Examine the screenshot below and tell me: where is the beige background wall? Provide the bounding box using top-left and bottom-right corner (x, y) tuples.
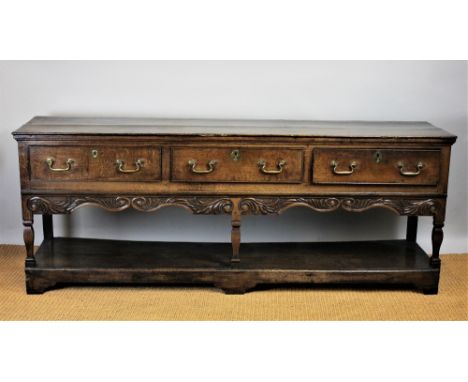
(0, 61), (466, 253)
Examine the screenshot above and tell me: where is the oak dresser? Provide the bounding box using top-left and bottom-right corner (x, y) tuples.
(13, 117), (457, 294)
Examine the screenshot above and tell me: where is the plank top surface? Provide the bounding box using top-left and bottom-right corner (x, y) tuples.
(13, 116), (456, 139)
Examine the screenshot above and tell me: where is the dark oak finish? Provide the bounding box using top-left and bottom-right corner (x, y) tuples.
(42, 214), (53, 240)
(13, 117), (457, 295)
(26, 238), (439, 295)
(30, 146), (89, 181)
(87, 146), (161, 181)
(15, 117), (456, 138)
(171, 147), (304, 183)
(313, 148), (440, 185)
(406, 216), (418, 243)
(30, 145), (162, 182)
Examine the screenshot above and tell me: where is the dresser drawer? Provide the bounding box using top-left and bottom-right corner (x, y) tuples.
(29, 146), (89, 181)
(88, 146), (161, 181)
(29, 146), (161, 182)
(171, 147), (304, 183)
(312, 148), (440, 185)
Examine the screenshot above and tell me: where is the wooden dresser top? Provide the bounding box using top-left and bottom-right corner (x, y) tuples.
(13, 116), (456, 141)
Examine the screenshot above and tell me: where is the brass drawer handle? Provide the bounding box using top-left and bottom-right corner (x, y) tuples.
(116, 158), (145, 173)
(188, 159), (217, 174)
(330, 160), (357, 175)
(258, 159), (287, 174)
(398, 161), (424, 176)
(46, 157), (74, 172)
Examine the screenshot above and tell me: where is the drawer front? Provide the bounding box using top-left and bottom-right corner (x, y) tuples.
(30, 146), (161, 182)
(30, 146), (88, 181)
(171, 147), (304, 183)
(88, 147), (161, 181)
(312, 148), (440, 185)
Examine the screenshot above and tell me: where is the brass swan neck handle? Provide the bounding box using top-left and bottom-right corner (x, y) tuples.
(116, 158), (145, 173)
(258, 159), (287, 174)
(188, 159), (218, 174)
(46, 157), (74, 172)
(398, 161), (424, 176)
(330, 160), (357, 175)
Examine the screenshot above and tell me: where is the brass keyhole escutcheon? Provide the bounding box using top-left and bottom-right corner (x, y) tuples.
(231, 149), (240, 161)
(374, 150), (382, 164)
(91, 149), (98, 159)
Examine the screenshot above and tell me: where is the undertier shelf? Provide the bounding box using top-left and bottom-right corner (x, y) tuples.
(27, 238), (439, 294)
(33, 237), (433, 270)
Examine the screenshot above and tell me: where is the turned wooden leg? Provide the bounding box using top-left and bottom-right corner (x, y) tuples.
(431, 217), (444, 267)
(42, 214), (54, 240)
(406, 216), (418, 242)
(23, 218), (35, 267)
(231, 198), (241, 263)
(22, 198), (36, 266)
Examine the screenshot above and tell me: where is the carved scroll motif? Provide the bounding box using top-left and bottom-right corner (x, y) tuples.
(26, 195), (442, 217)
(239, 197), (441, 216)
(27, 196), (233, 215)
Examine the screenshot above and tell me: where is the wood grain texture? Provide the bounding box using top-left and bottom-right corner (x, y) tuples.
(29, 146), (88, 181)
(26, 238), (439, 294)
(313, 148), (441, 185)
(170, 146), (304, 183)
(88, 146), (161, 181)
(13, 116), (456, 139)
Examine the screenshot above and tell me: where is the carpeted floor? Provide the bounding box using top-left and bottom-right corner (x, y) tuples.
(0, 244), (467, 320)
